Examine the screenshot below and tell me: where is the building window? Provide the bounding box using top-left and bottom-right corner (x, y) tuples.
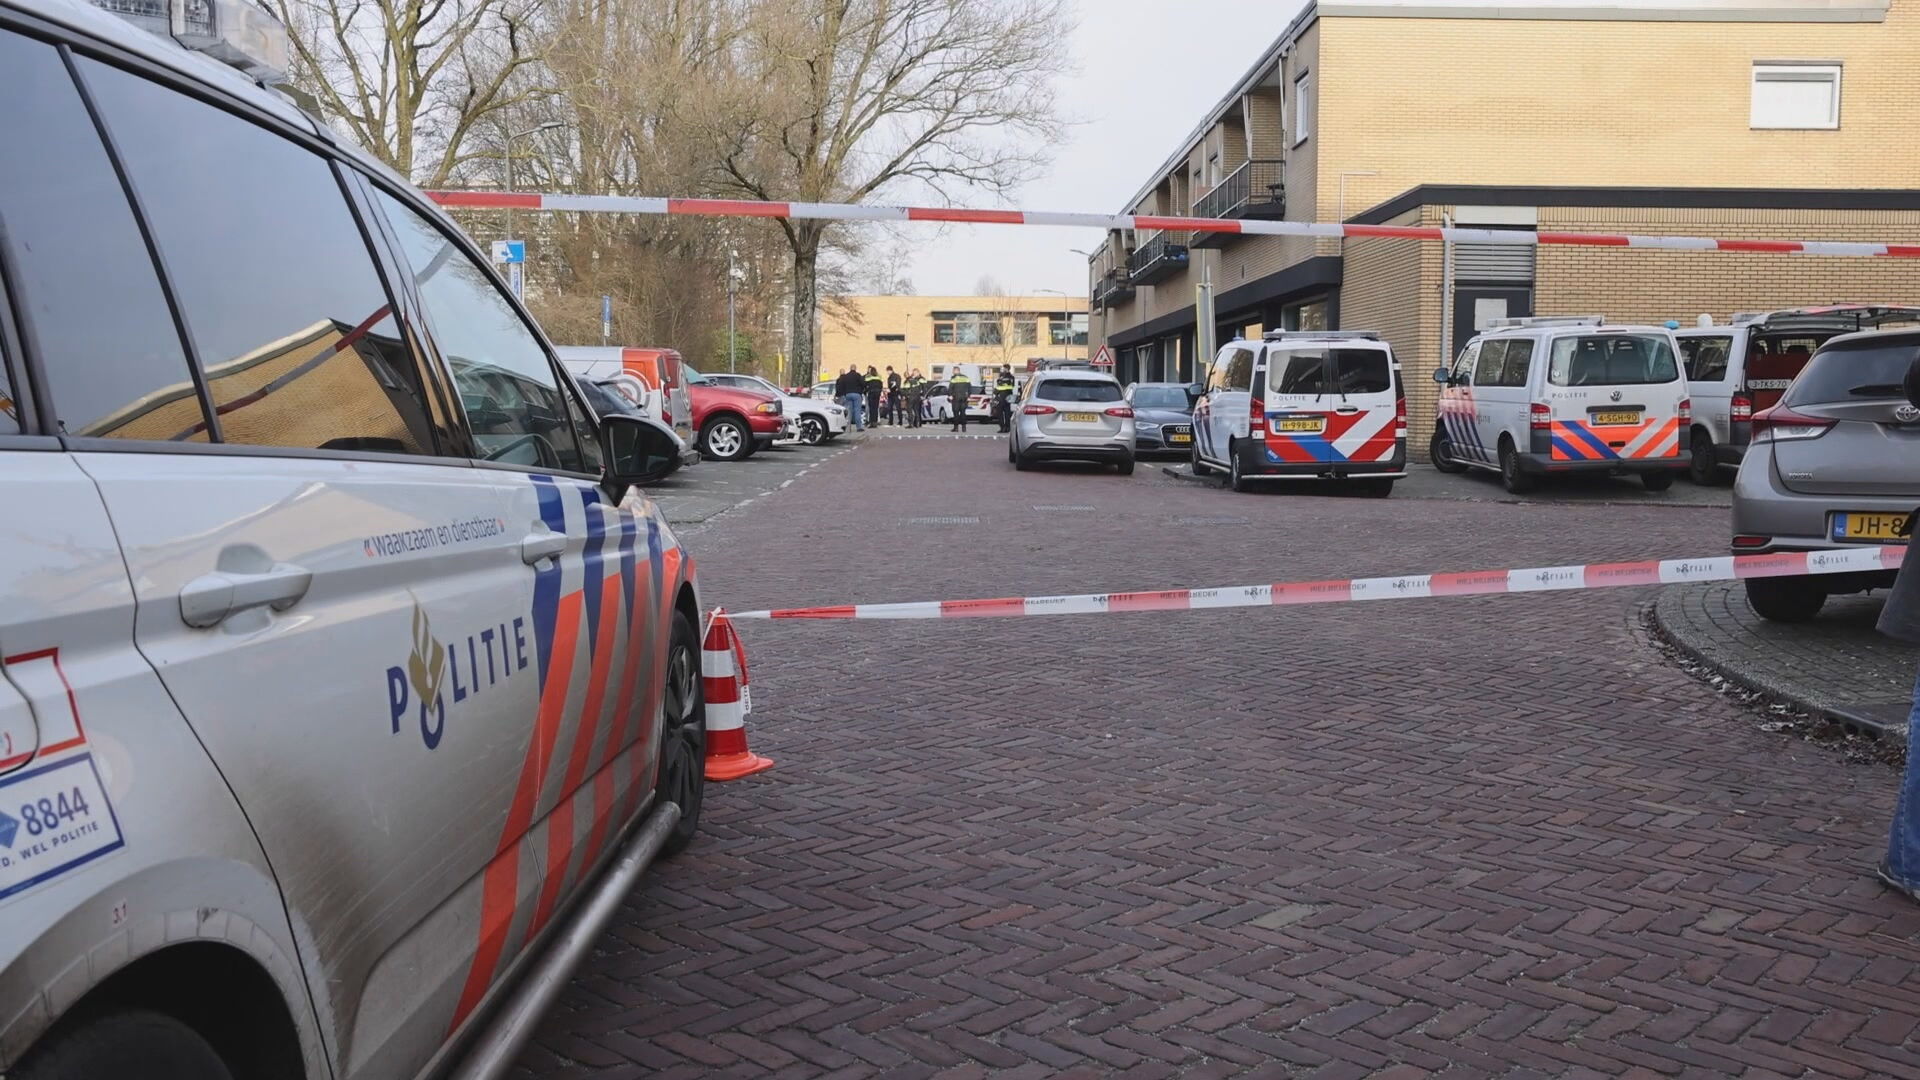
(874, 333), (905, 342)
(1293, 71), (1312, 145)
(930, 312), (1003, 346)
(1283, 298), (1329, 332)
(1751, 62), (1840, 129)
(1013, 316), (1038, 346)
(1048, 313), (1089, 347)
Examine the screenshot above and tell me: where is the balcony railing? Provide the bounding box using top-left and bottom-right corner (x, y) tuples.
(1091, 269), (1135, 310)
(1191, 159), (1286, 247)
(1126, 230), (1190, 285)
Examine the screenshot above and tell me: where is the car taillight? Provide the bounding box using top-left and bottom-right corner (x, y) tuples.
(754, 401), (780, 414)
(1023, 404), (1057, 415)
(1731, 393), (1754, 423)
(1750, 404), (1833, 442)
(1395, 392), (1408, 438)
(1105, 406), (1134, 418)
(1249, 395), (1265, 435)
(1530, 403), (1552, 430)
(1732, 535), (1772, 549)
(1678, 398), (1691, 424)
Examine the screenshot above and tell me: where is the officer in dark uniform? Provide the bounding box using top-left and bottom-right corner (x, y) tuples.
(905, 371), (926, 428)
(993, 366), (1017, 433)
(864, 366), (884, 427)
(947, 367), (973, 431)
(885, 366), (903, 425)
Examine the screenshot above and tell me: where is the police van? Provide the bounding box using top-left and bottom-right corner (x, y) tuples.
(1432, 316), (1691, 494)
(1676, 305), (1920, 485)
(0, 1), (715, 1077)
(1190, 330), (1406, 496)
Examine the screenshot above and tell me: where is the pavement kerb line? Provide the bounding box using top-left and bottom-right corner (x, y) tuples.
(732, 545), (1904, 620)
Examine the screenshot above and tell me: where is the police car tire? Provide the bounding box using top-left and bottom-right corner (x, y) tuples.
(1499, 441), (1535, 494)
(655, 609), (705, 858)
(1229, 443), (1252, 493)
(1642, 470), (1675, 492)
(1688, 431), (1719, 485)
(1431, 429), (1466, 474)
(14, 1009), (233, 1080)
(1190, 442), (1213, 477)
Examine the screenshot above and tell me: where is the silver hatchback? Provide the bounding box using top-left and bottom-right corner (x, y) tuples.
(1731, 328), (1919, 621)
(1009, 372), (1136, 474)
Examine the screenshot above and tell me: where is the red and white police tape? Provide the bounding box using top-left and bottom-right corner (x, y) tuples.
(425, 190), (1920, 259)
(731, 545), (1905, 621)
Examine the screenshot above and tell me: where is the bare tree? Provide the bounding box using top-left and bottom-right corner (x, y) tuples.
(713, 0), (1069, 384)
(274, 0), (544, 185)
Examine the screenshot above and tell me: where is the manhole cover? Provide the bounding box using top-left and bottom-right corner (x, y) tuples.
(1173, 514), (1249, 526)
(908, 516), (979, 525)
(1032, 504), (1097, 512)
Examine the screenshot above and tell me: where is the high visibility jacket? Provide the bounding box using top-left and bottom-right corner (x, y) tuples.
(864, 373), (883, 389)
(994, 376), (1015, 392)
(949, 375), (972, 392)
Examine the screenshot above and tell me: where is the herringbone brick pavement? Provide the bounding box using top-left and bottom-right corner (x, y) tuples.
(516, 440), (1920, 1079)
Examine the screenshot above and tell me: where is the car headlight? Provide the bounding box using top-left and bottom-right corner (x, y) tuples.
(755, 401), (780, 415)
(1136, 420), (1160, 431)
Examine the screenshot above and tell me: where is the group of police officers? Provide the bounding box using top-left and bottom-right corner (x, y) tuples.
(845, 364), (1020, 432)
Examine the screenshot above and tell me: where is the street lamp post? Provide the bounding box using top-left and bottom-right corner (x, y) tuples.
(1036, 287), (1074, 365)
(502, 121), (562, 297)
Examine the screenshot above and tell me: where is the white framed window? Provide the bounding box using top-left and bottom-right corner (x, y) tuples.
(1750, 62), (1841, 130)
(1293, 71), (1312, 145)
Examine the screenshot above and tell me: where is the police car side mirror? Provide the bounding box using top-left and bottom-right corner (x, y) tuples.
(600, 414), (678, 486)
(1432, 367), (1450, 385)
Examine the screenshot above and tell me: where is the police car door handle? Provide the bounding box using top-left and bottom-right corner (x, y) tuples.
(1333, 406), (1361, 415)
(179, 564), (313, 629)
(521, 530), (568, 565)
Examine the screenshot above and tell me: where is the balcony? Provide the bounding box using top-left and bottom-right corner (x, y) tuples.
(1091, 269), (1134, 310)
(1126, 230), (1189, 285)
(1190, 159), (1286, 248)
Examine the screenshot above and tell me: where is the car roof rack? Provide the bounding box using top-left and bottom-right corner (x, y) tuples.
(1486, 315), (1604, 329)
(1260, 329), (1381, 341)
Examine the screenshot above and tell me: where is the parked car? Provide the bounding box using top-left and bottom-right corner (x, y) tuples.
(1677, 305), (1920, 485)
(1431, 316), (1688, 494)
(556, 345), (696, 449)
(922, 382), (955, 421)
(1730, 327), (1919, 621)
(574, 377), (700, 481)
(1126, 381), (1198, 455)
(682, 367), (784, 460)
(1009, 371), (1136, 473)
(0, 4), (710, 1078)
(1194, 330), (1406, 496)
(697, 370), (847, 443)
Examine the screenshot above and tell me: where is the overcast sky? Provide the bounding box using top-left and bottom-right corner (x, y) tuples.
(901, 0), (1307, 298)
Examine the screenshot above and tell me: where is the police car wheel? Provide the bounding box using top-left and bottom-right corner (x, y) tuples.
(1190, 441), (1212, 477)
(799, 416), (826, 444)
(14, 1009), (233, 1080)
(1688, 431), (1719, 485)
(1642, 470), (1675, 493)
(1499, 441), (1535, 494)
(655, 610), (706, 858)
(1229, 442), (1252, 493)
(1431, 429), (1466, 474)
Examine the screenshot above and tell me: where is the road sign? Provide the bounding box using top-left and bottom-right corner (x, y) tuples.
(507, 262), (523, 298)
(1091, 344), (1113, 367)
(601, 295), (612, 344)
(491, 240), (526, 264)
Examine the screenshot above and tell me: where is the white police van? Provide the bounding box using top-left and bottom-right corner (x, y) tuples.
(1190, 330), (1406, 496)
(1431, 316), (1691, 494)
(0, 1), (712, 1076)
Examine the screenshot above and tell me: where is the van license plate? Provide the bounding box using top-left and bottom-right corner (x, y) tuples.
(1832, 512), (1911, 543)
(1063, 412), (1099, 422)
(1275, 417), (1324, 433)
(1591, 410), (1642, 426)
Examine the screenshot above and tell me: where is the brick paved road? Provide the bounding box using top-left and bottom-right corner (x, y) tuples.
(519, 438), (1920, 1079)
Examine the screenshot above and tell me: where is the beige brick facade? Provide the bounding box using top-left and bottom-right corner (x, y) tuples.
(820, 295), (1089, 384)
(1091, 0), (1920, 456)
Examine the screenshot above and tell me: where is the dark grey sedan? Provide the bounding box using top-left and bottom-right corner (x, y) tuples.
(1126, 382), (1198, 455)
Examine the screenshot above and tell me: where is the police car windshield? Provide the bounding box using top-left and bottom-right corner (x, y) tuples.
(1547, 335), (1679, 386)
(1266, 350), (1392, 396)
(1037, 379), (1122, 402)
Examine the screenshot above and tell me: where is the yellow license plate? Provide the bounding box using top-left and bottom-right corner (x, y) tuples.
(1168, 432), (1192, 443)
(1833, 512), (1912, 543)
(1063, 412), (1099, 422)
(1275, 417), (1323, 433)
(1592, 410), (1642, 426)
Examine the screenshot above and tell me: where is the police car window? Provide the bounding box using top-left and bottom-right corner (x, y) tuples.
(1499, 339), (1535, 387)
(375, 191), (588, 473)
(1548, 334), (1680, 386)
(1224, 348), (1255, 391)
(80, 60), (434, 455)
(1680, 335), (1732, 381)
(1452, 343), (1480, 382)
(1473, 340), (1509, 386)
(0, 36), (203, 442)
(1034, 378), (1122, 402)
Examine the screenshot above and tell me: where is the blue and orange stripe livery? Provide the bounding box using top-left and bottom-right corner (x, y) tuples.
(1548, 417), (1679, 462)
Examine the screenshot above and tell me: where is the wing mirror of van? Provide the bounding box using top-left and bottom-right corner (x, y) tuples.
(600, 414), (680, 487)
(1432, 367), (1451, 385)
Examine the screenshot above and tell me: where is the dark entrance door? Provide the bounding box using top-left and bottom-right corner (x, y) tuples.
(1451, 287), (1532, 360)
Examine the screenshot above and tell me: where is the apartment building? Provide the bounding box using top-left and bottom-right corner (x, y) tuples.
(1088, 0), (1920, 451)
(820, 295), (1090, 382)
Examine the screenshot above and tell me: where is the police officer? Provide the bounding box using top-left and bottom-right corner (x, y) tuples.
(948, 367), (973, 432)
(905, 370), (926, 428)
(993, 366), (1017, 433)
(885, 366), (903, 425)
(864, 366), (884, 427)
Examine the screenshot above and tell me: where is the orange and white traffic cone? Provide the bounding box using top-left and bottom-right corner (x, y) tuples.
(701, 609), (773, 782)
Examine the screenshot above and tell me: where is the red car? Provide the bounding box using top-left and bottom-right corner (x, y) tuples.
(685, 367), (784, 460)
